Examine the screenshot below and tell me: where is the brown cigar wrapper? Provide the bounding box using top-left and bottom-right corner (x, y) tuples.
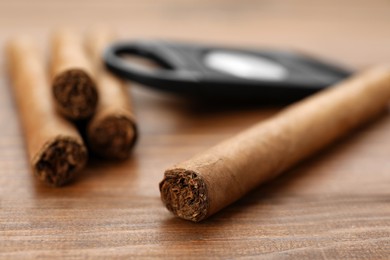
(6, 36), (88, 186)
(51, 28), (98, 120)
(85, 27), (137, 159)
(160, 66), (390, 222)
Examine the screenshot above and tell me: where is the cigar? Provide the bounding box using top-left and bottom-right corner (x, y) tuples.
(6, 36), (88, 186)
(85, 27), (137, 159)
(51, 28), (98, 120)
(160, 66), (390, 222)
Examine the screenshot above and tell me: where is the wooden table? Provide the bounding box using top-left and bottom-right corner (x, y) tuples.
(1, 0), (390, 258)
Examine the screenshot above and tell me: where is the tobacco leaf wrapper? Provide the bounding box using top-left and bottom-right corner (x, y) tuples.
(160, 66), (390, 222)
(6, 36), (88, 186)
(51, 28), (98, 120)
(85, 27), (137, 159)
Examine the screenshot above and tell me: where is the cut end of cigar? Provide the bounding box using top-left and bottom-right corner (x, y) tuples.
(88, 116), (137, 160)
(34, 137), (88, 186)
(159, 169), (209, 222)
(53, 69), (98, 119)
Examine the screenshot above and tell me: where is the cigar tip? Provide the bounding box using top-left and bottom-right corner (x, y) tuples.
(52, 69), (98, 119)
(159, 169), (208, 222)
(34, 137), (88, 187)
(88, 115), (137, 160)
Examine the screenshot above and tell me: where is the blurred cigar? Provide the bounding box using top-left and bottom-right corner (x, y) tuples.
(51, 28), (98, 120)
(6, 36), (88, 186)
(85, 27), (137, 159)
(160, 66), (390, 222)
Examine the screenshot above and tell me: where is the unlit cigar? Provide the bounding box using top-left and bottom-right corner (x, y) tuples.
(51, 28), (98, 120)
(160, 66), (390, 222)
(6, 36), (88, 186)
(85, 27), (137, 159)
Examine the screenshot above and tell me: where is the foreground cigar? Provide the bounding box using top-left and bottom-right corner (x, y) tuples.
(85, 28), (137, 159)
(51, 28), (98, 120)
(160, 66), (390, 222)
(6, 37), (88, 186)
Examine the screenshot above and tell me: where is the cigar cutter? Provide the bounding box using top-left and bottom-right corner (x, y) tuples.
(104, 40), (351, 101)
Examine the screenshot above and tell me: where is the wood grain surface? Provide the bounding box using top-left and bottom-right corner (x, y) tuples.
(1, 0), (390, 259)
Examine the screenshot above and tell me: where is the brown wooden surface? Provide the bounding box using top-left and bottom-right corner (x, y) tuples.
(1, 0), (390, 259)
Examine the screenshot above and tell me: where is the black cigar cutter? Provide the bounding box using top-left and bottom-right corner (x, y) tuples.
(103, 40), (351, 101)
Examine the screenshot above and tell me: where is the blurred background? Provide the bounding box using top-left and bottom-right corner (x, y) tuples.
(1, 0), (390, 69)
